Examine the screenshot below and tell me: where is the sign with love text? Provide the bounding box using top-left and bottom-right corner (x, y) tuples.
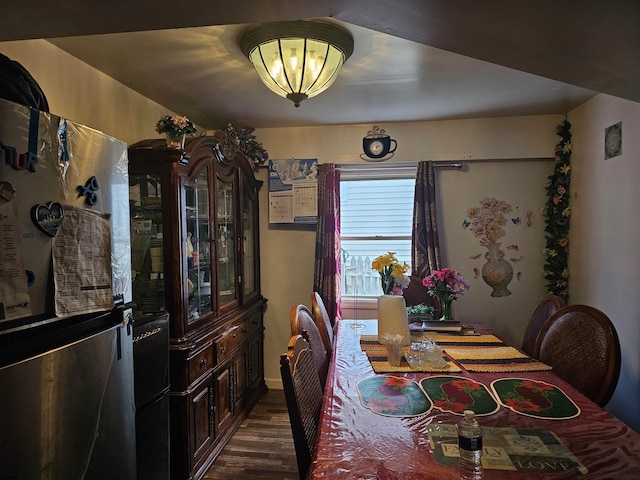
(425, 424), (588, 475)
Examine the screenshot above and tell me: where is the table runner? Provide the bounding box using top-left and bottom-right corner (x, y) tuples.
(359, 336), (461, 373)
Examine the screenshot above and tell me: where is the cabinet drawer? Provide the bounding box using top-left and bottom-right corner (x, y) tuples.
(215, 324), (246, 362)
(188, 346), (213, 384)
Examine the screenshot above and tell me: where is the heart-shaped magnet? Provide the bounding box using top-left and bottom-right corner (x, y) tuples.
(31, 202), (65, 237)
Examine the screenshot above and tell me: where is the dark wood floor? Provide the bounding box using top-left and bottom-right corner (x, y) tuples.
(202, 389), (300, 480)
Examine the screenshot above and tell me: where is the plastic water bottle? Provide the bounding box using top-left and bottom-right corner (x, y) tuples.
(458, 410), (483, 480)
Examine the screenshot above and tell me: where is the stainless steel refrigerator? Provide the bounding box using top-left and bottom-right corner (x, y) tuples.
(0, 97), (136, 479)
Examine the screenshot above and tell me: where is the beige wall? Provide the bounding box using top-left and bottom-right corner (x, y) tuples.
(568, 94), (640, 431)
(255, 117), (561, 391)
(0, 39), (181, 144)
(3, 40), (638, 432)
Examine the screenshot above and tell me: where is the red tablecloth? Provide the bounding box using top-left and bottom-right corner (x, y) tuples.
(308, 320), (640, 479)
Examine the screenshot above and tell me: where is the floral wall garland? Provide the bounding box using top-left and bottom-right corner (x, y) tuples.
(542, 119), (572, 300)
(224, 123), (269, 167)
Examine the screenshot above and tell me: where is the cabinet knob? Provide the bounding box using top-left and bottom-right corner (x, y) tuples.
(200, 358), (208, 367)
(242, 328), (248, 334)
(221, 346), (227, 354)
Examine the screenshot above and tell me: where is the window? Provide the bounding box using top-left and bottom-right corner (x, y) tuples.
(340, 176), (415, 297)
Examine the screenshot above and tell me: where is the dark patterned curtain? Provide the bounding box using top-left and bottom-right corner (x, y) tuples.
(313, 163), (341, 321)
(412, 161), (441, 277)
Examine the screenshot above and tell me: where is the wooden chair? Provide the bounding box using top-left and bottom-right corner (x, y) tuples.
(533, 304), (621, 407)
(402, 275), (441, 319)
(290, 304), (329, 388)
(311, 292), (334, 353)
(280, 335), (323, 479)
(521, 295), (566, 357)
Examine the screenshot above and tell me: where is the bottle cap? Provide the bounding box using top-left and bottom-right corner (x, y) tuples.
(464, 409), (475, 418)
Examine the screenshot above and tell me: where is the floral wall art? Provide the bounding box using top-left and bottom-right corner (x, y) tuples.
(464, 197), (535, 298)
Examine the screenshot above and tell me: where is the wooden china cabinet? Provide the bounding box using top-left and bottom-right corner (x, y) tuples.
(128, 132), (267, 480)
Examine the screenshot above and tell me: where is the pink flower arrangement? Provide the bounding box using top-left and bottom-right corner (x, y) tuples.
(422, 268), (469, 302)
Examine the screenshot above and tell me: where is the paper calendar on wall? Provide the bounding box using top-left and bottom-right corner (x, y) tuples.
(268, 159), (318, 224)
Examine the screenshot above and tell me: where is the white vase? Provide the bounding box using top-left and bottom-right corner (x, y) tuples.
(481, 243), (513, 297)
(377, 295), (411, 346)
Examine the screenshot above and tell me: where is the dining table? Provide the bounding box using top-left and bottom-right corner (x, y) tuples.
(308, 319), (640, 479)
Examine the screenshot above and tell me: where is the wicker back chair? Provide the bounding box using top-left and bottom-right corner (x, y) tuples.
(280, 335), (323, 479)
(311, 292), (334, 353)
(533, 304), (621, 407)
(290, 304), (329, 388)
(521, 295), (566, 357)
(402, 275), (441, 319)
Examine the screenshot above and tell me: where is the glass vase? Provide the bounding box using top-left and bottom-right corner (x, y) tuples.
(165, 132), (186, 149)
(439, 296), (454, 321)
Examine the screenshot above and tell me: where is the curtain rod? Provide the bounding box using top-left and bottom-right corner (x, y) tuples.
(337, 162), (451, 172)
(337, 157), (553, 172)
(337, 158), (554, 179)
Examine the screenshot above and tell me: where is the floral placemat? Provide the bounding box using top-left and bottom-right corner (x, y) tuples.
(359, 336), (461, 373)
(357, 376), (433, 417)
(420, 376), (500, 416)
(490, 378), (580, 420)
(425, 424), (588, 475)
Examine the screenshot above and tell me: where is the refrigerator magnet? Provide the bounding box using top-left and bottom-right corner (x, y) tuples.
(0, 181), (16, 201)
(31, 201), (64, 236)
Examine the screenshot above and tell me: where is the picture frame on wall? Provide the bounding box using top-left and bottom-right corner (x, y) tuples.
(605, 122), (622, 159)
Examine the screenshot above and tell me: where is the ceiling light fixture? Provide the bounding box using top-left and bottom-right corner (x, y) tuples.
(240, 20), (354, 107)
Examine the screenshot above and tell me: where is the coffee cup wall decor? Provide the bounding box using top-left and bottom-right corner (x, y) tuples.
(361, 126), (397, 161)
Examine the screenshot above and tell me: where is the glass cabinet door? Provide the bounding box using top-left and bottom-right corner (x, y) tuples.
(243, 185), (257, 298)
(129, 174), (165, 316)
(185, 167), (212, 322)
(217, 177), (236, 306)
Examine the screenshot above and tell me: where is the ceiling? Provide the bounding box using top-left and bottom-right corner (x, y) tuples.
(3, 1), (639, 129)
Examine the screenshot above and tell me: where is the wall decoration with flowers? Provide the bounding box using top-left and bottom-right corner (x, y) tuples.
(464, 197), (517, 297)
(542, 120), (572, 300)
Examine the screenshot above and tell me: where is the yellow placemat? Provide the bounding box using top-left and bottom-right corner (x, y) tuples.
(443, 345), (552, 373)
(360, 336), (461, 373)
(422, 334), (505, 345)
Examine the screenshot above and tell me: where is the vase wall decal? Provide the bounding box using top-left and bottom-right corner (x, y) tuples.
(481, 243), (513, 297)
(166, 132), (186, 149)
(377, 295), (411, 346)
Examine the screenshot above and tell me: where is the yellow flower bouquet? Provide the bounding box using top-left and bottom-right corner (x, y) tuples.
(371, 252), (410, 295)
